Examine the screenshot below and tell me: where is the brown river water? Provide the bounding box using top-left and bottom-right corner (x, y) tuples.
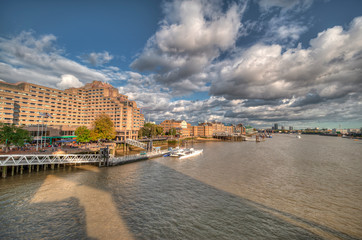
(1, 134), (361, 239)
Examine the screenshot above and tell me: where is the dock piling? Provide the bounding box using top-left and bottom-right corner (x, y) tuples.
(2, 166), (7, 178)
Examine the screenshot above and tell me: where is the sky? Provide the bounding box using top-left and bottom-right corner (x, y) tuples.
(0, 0), (361, 129)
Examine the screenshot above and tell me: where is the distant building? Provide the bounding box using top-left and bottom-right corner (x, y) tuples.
(0, 80), (144, 141)
(159, 119), (192, 136)
(190, 122), (245, 137)
(289, 126), (293, 130)
(191, 124), (213, 138)
(274, 123), (278, 130)
(159, 120), (246, 138)
(235, 124), (246, 135)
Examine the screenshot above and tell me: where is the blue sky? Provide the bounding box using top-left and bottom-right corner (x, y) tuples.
(1, 0), (362, 129)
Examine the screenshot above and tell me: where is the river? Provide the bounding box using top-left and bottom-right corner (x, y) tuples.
(1, 134), (361, 239)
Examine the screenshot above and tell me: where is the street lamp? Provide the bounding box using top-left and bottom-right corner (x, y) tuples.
(38, 112), (52, 151)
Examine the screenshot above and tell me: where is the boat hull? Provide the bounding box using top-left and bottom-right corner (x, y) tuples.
(179, 149), (203, 159)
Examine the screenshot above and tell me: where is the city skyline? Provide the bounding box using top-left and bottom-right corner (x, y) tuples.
(1, 0), (362, 129)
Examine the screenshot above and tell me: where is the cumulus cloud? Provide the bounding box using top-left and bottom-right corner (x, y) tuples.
(210, 16), (362, 102)
(56, 74), (84, 89)
(80, 51), (113, 66)
(131, 0), (245, 94)
(0, 2), (361, 129)
(0, 31), (112, 88)
(126, 10), (362, 128)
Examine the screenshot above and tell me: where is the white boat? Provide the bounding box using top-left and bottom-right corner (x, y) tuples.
(179, 148), (203, 159)
(296, 135), (301, 139)
(169, 147), (185, 157)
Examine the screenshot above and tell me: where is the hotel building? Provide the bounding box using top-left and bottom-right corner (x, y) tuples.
(0, 80), (144, 141)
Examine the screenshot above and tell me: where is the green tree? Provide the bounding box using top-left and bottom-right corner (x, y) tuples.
(156, 125), (163, 136)
(0, 123), (31, 151)
(138, 128), (144, 138)
(169, 128), (176, 136)
(138, 123), (164, 138)
(90, 114), (116, 141)
(75, 126), (91, 143)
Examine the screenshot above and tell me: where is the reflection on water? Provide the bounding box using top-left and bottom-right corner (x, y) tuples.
(0, 135), (361, 239)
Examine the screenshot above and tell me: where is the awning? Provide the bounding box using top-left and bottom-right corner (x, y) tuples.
(43, 136), (77, 139)
(42, 136), (77, 144)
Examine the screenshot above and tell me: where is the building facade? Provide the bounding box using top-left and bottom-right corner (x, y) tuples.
(191, 122), (245, 138)
(191, 125), (214, 137)
(159, 120), (188, 134)
(0, 81), (144, 141)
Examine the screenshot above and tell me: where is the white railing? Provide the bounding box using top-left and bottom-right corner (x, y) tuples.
(125, 139), (148, 149)
(0, 154), (103, 166)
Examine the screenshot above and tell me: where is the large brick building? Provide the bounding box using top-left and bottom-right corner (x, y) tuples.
(159, 119), (191, 135)
(0, 80), (144, 141)
(191, 124), (214, 137)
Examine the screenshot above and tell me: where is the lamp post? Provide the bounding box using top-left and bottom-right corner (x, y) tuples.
(36, 122), (40, 151)
(39, 112), (52, 151)
(40, 114), (44, 150)
(43, 118), (48, 149)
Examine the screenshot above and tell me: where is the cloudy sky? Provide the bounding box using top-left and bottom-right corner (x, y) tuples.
(1, 0), (361, 129)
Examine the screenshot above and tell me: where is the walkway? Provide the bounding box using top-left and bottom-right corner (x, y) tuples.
(109, 150), (168, 166)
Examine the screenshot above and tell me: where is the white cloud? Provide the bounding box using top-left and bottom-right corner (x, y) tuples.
(155, 0), (241, 54)
(131, 0), (245, 94)
(56, 74), (84, 89)
(210, 16), (362, 101)
(0, 31), (112, 88)
(265, 16), (308, 44)
(80, 51), (113, 66)
(0, 4), (361, 129)
(257, 0), (314, 12)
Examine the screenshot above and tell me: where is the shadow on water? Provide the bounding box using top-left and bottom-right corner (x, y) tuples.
(1, 161), (360, 240)
(0, 168), (94, 240)
(1, 199), (91, 240)
(0, 191), (90, 239)
(107, 161), (360, 240)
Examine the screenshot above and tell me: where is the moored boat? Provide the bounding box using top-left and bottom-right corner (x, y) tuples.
(179, 148), (203, 159)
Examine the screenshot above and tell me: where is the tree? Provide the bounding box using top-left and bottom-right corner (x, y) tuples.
(90, 114), (116, 141)
(75, 126), (91, 143)
(169, 128), (176, 136)
(155, 125), (163, 136)
(138, 128), (144, 138)
(0, 123), (31, 151)
(138, 123), (164, 138)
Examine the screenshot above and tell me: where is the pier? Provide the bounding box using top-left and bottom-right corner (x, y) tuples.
(213, 133), (247, 141)
(109, 150), (168, 166)
(0, 146), (169, 178)
(0, 153), (105, 178)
